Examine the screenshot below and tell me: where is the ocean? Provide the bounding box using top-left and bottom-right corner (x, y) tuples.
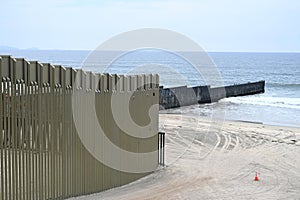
(0, 50), (299, 127)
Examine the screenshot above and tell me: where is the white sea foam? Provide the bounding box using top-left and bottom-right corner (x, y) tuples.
(221, 96), (300, 109)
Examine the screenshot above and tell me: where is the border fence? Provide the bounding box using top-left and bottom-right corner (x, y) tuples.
(0, 55), (160, 199)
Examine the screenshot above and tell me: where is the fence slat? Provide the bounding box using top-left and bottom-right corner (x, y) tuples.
(0, 56), (4, 200)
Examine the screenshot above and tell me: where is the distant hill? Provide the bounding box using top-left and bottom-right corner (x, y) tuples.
(0, 46), (19, 50)
(0, 46), (39, 50)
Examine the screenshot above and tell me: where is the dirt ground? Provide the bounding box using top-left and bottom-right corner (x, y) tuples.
(71, 114), (300, 200)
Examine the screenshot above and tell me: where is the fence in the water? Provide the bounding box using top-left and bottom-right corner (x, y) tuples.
(159, 80), (265, 109)
(0, 55), (160, 199)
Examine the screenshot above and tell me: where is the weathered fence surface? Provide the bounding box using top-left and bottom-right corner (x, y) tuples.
(0, 55), (159, 199)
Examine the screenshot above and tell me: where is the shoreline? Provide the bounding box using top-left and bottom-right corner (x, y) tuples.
(160, 109), (300, 129)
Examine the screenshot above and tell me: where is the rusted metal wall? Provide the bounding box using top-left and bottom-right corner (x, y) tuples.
(0, 55), (159, 199)
(159, 81), (265, 109)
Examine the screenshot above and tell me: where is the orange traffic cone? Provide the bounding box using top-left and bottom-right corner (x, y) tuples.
(254, 172), (259, 181)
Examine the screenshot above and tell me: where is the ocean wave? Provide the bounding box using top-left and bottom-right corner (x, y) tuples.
(267, 82), (300, 88)
(221, 96), (300, 109)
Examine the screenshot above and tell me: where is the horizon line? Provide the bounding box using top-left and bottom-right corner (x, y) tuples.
(0, 48), (300, 54)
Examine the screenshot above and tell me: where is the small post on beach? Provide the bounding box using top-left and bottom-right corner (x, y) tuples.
(158, 132), (165, 166)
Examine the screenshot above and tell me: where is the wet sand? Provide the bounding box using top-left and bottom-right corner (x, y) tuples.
(71, 114), (300, 200)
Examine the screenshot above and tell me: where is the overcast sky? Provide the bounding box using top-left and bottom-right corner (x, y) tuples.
(1, 0), (299, 52)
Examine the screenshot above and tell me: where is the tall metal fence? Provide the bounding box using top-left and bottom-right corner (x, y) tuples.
(0, 55), (159, 199)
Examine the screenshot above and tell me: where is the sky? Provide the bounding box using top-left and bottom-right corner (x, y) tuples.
(0, 0), (299, 52)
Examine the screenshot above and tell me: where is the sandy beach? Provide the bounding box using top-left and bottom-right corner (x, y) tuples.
(71, 114), (300, 200)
